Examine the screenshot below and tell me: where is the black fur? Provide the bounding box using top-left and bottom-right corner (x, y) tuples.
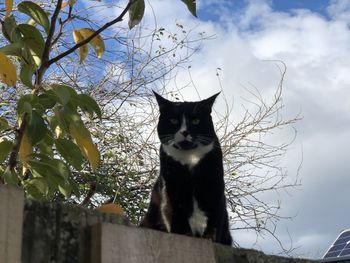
(140, 92), (232, 245)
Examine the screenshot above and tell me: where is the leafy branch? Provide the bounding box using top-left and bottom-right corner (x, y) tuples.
(0, 0), (197, 196)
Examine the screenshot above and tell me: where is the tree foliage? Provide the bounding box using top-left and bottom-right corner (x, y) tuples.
(0, 0), (196, 199)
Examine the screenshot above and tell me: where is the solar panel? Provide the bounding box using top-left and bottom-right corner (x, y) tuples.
(321, 229), (350, 262)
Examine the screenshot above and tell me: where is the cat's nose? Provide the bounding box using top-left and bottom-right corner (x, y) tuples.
(181, 130), (189, 137)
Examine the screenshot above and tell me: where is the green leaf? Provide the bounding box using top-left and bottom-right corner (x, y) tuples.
(128, 0), (145, 29)
(3, 168), (19, 185)
(20, 64), (35, 88)
(28, 159), (56, 177)
(0, 140), (12, 163)
(180, 0), (197, 17)
(10, 27), (22, 43)
(77, 94), (102, 119)
(51, 84), (78, 106)
(58, 182), (71, 197)
(28, 158), (71, 197)
(17, 1), (50, 34)
(0, 117), (10, 131)
(17, 102), (32, 118)
(17, 94), (37, 116)
(59, 106), (81, 132)
(68, 176), (80, 198)
(37, 133), (54, 157)
(38, 93), (57, 109)
(17, 94), (45, 116)
(26, 110), (47, 145)
(55, 138), (85, 171)
(24, 182), (45, 199)
(47, 159), (70, 180)
(42, 158), (72, 197)
(47, 114), (63, 135)
(25, 178), (49, 196)
(17, 24), (45, 60)
(27, 18), (36, 26)
(0, 43), (23, 57)
(52, 106), (70, 135)
(1, 15), (17, 42)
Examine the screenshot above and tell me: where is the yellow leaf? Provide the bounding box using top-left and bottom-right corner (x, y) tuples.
(30, 50), (42, 67)
(19, 133), (33, 170)
(55, 125), (63, 138)
(69, 0), (77, 7)
(72, 30), (89, 63)
(5, 0), (13, 18)
(0, 51), (17, 86)
(96, 203), (124, 216)
(78, 28), (105, 59)
(61, 1), (69, 9)
(69, 123), (100, 170)
(61, 0), (76, 9)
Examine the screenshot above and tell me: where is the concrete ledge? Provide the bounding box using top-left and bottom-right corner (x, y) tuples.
(0, 192), (317, 263)
(21, 200), (129, 263)
(0, 185), (24, 263)
(91, 223), (216, 263)
(214, 243), (316, 263)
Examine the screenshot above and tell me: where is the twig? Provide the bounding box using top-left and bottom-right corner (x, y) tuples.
(47, 0), (134, 66)
(80, 182), (97, 206)
(35, 0), (63, 86)
(51, 5), (74, 47)
(6, 113), (28, 171)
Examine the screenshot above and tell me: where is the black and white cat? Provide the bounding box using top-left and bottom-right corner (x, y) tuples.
(140, 91), (232, 246)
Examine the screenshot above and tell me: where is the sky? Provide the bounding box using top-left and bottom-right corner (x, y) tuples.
(124, 0), (350, 259)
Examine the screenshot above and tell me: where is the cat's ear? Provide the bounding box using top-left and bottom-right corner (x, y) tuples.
(153, 90), (171, 110)
(199, 92), (220, 112)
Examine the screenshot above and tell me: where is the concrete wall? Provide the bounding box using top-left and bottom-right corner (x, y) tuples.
(0, 185), (24, 263)
(0, 185), (316, 263)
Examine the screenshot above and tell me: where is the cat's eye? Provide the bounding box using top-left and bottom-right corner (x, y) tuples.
(170, 118), (179, 125)
(192, 118), (200, 125)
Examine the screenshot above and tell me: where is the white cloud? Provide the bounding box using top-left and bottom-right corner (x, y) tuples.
(327, 0), (350, 20)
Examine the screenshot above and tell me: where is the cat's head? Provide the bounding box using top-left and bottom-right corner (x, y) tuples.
(154, 91), (219, 151)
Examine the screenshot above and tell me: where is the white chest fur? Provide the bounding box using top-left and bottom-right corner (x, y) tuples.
(162, 142), (213, 169)
(189, 199), (208, 236)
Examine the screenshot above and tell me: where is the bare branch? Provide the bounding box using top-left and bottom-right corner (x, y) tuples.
(47, 0), (134, 66)
(36, 0), (63, 86)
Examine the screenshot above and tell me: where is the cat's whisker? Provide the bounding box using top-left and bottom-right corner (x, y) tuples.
(196, 136), (214, 144)
(159, 134), (174, 144)
(159, 134), (173, 139)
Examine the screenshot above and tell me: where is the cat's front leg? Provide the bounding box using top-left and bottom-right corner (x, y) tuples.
(170, 210), (192, 235)
(140, 182), (168, 231)
(203, 226), (217, 241)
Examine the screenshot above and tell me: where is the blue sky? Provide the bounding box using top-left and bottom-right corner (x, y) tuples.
(271, 0), (329, 14)
(198, 0), (331, 22)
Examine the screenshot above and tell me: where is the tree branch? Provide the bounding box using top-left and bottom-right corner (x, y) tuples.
(51, 6), (73, 48)
(5, 0), (63, 179)
(6, 113), (28, 171)
(47, 0), (134, 66)
(36, 0), (63, 86)
(80, 182), (97, 207)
